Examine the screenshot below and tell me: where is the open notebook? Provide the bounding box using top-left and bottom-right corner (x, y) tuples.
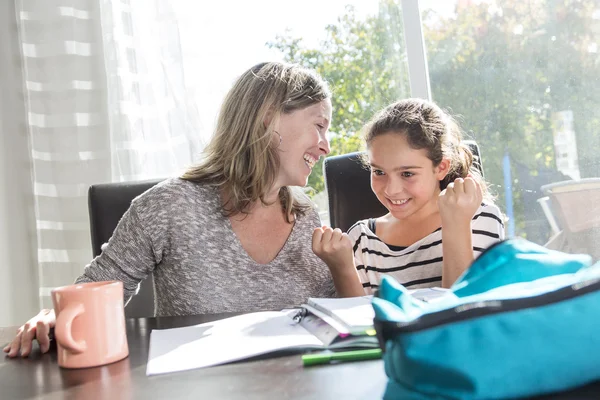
(146, 309), (377, 376)
(147, 288), (450, 375)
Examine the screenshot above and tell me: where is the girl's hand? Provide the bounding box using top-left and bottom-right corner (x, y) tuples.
(312, 227), (354, 272)
(438, 177), (483, 226)
(313, 227), (364, 297)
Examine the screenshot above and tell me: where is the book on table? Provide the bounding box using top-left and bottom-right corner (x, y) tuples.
(146, 298), (378, 376)
(147, 288), (450, 376)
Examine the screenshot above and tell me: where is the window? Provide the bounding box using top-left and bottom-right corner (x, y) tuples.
(173, 0), (600, 258)
(422, 0), (600, 257)
(170, 0), (410, 220)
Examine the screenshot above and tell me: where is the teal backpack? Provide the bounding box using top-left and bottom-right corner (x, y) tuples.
(373, 238), (600, 399)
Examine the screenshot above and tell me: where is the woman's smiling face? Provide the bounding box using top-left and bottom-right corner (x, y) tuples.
(274, 99), (332, 188)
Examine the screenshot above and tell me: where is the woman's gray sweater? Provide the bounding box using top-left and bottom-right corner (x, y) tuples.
(76, 178), (335, 316)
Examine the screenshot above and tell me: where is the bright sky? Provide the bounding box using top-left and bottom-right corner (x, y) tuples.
(168, 0), (377, 140)
(169, 0), (453, 141)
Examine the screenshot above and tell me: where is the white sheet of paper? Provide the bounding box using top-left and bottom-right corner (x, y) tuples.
(306, 288), (452, 330)
(146, 311), (323, 376)
(307, 296), (374, 329)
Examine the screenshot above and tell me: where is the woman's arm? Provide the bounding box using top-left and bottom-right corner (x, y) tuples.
(77, 202), (158, 303)
(5, 197), (160, 358)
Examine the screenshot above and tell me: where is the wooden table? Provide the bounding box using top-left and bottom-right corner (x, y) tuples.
(2, 314), (600, 399)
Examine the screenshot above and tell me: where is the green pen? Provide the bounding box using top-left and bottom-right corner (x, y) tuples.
(302, 348), (383, 367)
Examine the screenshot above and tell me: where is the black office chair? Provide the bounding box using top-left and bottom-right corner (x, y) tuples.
(88, 179), (164, 318)
(324, 140), (484, 232)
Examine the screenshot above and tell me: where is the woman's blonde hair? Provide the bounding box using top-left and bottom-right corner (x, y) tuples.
(181, 62), (331, 221)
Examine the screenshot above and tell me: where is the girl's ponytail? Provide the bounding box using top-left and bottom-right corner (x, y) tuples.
(440, 142), (473, 190)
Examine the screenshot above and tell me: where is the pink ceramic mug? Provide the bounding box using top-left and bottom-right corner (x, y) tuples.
(51, 281), (129, 369)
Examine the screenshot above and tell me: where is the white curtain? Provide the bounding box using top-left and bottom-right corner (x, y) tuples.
(15, 0), (203, 308)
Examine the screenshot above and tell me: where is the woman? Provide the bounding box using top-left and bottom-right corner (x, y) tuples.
(5, 62), (335, 357)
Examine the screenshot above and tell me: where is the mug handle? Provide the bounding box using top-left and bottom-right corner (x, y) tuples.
(55, 303), (87, 354)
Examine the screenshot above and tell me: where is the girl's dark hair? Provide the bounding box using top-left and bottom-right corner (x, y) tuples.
(364, 98), (490, 200)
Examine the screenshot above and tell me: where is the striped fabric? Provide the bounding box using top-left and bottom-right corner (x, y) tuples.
(347, 203), (505, 294)
(16, 0), (202, 307)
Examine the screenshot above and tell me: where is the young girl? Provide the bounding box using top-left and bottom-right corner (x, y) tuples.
(313, 98), (505, 296)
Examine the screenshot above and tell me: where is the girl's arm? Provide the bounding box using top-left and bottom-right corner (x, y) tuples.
(330, 263), (365, 298)
(440, 218), (474, 288)
(312, 227), (365, 297)
(438, 177), (484, 288)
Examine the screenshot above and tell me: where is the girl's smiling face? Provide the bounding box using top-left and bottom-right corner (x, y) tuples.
(368, 131), (449, 221)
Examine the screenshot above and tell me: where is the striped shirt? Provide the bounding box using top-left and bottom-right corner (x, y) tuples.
(347, 203), (505, 294)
